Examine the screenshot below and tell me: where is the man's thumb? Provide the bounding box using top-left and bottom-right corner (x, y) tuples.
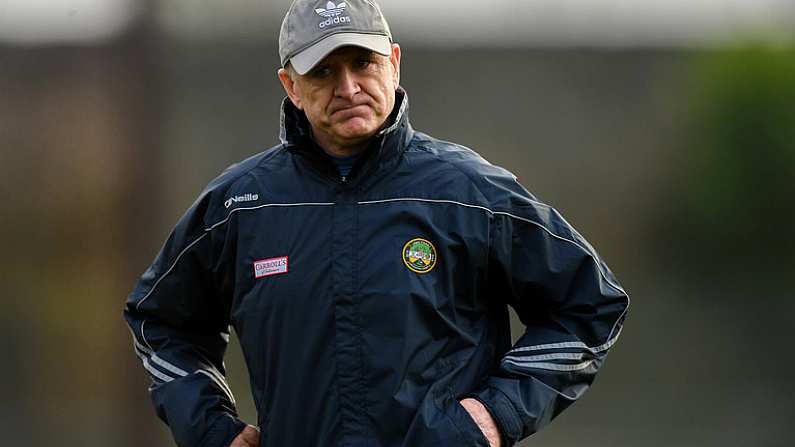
(240, 425), (260, 446)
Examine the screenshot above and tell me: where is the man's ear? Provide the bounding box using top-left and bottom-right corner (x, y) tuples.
(389, 43), (401, 89)
(278, 68), (303, 110)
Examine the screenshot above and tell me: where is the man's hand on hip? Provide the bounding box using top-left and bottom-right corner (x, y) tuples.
(459, 398), (502, 447)
(229, 425), (260, 447)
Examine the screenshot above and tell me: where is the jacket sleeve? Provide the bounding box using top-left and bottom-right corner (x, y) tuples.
(123, 186), (247, 447)
(468, 184), (630, 446)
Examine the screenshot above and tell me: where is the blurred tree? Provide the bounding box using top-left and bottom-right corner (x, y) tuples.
(668, 46), (795, 275)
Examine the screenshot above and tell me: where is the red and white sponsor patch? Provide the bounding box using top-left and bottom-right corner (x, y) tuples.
(253, 256), (288, 279)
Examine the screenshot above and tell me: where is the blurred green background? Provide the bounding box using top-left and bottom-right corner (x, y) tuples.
(1, 1), (794, 445)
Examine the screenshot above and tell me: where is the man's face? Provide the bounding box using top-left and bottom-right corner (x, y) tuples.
(278, 44), (401, 154)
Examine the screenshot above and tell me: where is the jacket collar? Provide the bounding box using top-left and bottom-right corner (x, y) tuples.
(279, 87), (414, 177)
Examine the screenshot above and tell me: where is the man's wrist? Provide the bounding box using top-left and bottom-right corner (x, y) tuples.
(198, 412), (248, 447)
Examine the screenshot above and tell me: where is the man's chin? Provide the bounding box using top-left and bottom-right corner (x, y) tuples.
(335, 120), (380, 141)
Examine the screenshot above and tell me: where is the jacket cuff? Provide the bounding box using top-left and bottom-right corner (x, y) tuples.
(466, 386), (523, 447)
(198, 412), (248, 447)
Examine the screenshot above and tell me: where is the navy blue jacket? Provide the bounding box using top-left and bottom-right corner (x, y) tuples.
(124, 90), (629, 447)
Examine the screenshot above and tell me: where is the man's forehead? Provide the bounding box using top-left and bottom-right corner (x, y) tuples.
(318, 46), (379, 63)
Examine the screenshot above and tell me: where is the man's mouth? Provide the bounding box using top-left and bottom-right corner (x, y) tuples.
(331, 104), (371, 118)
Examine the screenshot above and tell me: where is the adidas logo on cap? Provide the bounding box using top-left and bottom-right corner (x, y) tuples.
(315, 1), (352, 28)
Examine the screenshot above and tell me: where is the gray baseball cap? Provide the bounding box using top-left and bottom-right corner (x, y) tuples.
(279, 0), (393, 75)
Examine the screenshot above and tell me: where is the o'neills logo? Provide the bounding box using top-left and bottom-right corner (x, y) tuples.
(315, 1), (351, 28)
(224, 193), (259, 208)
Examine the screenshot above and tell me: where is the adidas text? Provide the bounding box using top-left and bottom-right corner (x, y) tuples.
(319, 16), (351, 28)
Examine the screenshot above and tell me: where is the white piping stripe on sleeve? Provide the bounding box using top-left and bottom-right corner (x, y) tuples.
(134, 233), (208, 311)
(129, 325), (172, 383)
(133, 327), (230, 396)
(195, 370), (236, 405)
(143, 358), (174, 382)
(134, 351), (175, 383)
(503, 358), (595, 372)
(502, 352), (587, 363)
(127, 323), (154, 353)
(132, 335), (186, 383)
(152, 354), (189, 377)
(201, 366), (236, 405)
(493, 209), (628, 297)
(506, 328), (622, 357)
(131, 323), (191, 378)
(140, 320), (154, 352)
(133, 343), (152, 358)
(131, 334), (152, 356)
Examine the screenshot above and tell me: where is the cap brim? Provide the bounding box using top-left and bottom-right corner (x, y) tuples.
(289, 33), (392, 75)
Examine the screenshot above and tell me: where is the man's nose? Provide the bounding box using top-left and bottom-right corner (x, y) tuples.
(334, 67), (360, 99)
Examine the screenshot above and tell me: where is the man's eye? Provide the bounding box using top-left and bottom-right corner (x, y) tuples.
(310, 66), (332, 77)
(355, 59), (373, 69)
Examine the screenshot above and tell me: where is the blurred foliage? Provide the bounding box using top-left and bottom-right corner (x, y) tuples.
(670, 46), (795, 273)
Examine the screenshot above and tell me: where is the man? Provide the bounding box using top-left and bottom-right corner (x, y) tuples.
(123, 1), (629, 446)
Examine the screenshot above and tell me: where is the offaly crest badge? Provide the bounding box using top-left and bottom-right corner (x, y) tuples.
(316, 2), (347, 18)
(402, 238), (438, 274)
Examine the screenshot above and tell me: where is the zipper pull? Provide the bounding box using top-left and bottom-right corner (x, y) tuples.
(341, 175), (347, 183)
